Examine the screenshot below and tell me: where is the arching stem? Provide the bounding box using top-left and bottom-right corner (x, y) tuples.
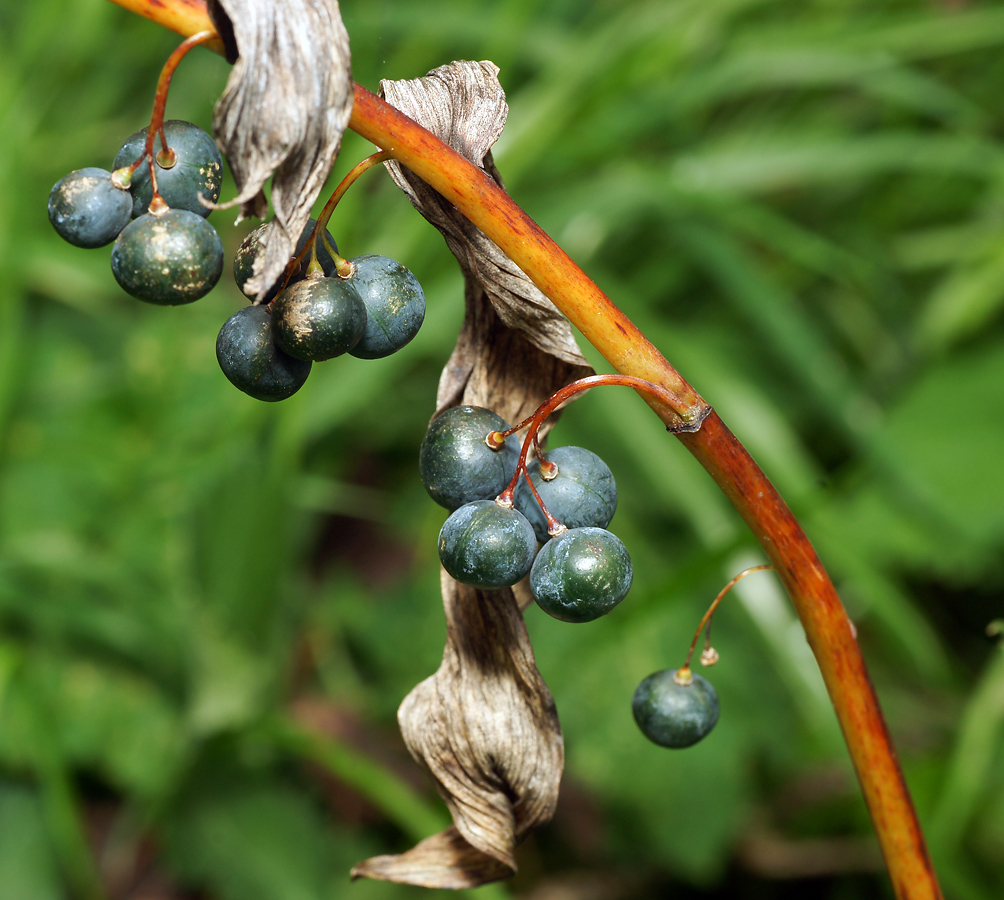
(99, 5), (948, 898)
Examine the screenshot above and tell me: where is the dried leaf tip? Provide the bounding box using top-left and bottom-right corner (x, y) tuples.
(380, 61), (592, 371)
(207, 0), (354, 301)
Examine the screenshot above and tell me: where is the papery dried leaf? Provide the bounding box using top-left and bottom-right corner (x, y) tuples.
(354, 61), (592, 889)
(380, 61), (592, 370)
(353, 574), (563, 888)
(207, 0), (353, 301)
(352, 827), (511, 889)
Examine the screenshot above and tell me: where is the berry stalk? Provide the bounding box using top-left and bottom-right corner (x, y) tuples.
(111, 29), (215, 215)
(492, 374), (689, 535)
(675, 564), (774, 686)
(104, 3), (944, 898)
(282, 150), (393, 288)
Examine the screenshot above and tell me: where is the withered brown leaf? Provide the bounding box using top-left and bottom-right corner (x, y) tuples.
(380, 61), (592, 374)
(206, 0), (353, 301)
(352, 61), (593, 889)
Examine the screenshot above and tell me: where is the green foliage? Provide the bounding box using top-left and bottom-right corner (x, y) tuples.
(2, 0), (1004, 897)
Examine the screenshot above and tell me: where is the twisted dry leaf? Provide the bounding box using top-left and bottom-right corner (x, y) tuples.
(380, 61), (592, 372)
(352, 61), (593, 889)
(351, 574), (563, 889)
(206, 0), (353, 301)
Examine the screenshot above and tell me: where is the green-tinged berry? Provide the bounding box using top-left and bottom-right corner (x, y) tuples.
(48, 168), (132, 248)
(348, 254), (426, 359)
(529, 526), (632, 622)
(110, 209), (223, 305)
(271, 274), (366, 361)
(233, 218), (339, 301)
(113, 120), (222, 218)
(632, 669), (719, 748)
(515, 445), (617, 543)
(216, 305), (311, 401)
(438, 500), (538, 589)
(419, 406), (521, 511)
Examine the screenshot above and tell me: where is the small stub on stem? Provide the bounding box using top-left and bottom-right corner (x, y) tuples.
(156, 147), (178, 169)
(147, 196), (170, 217)
(674, 666), (694, 687)
(539, 458), (559, 481)
(111, 167), (133, 190)
(485, 430), (507, 451)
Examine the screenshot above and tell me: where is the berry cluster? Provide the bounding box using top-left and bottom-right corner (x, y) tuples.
(420, 405), (631, 621)
(217, 154), (426, 402)
(46, 35), (426, 405)
(48, 119), (225, 306)
(418, 378), (771, 751)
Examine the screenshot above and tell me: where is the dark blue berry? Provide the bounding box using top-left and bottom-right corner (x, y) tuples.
(114, 120), (222, 218)
(216, 305), (311, 401)
(48, 168), (132, 248)
(111, 209), (223, 305)
(270, 274), (366, 361)
(632, 669), (719, 748)
(419, 406), (522, 511)
(438, 500), (538, 589)
(529, 526), (632, 622)
(233, 218), (339, 301)
(347, 255), (426, 359)
(515, 446), (617, 543)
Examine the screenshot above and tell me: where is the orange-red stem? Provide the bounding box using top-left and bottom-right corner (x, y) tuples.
(103, 3), (944, 898)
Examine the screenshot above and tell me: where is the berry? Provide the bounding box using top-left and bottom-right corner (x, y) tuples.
(529, 526), (632, 622)
(270, 274), (366, 361)
(114, 120), (222, 218)
(347, 255), (426, 359)
(438, 500), (538, 589)
(233, 218), (339, 301)
(419, 406), (522, 511)
(514, 445), (617, 543)
(48, 167), (132, 248)
(216, 305), (311, 401)
(110, 209), (223, 305)
(631, 669), (719, 748)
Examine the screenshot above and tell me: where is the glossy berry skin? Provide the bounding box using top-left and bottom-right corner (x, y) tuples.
(347, 255), (426, 359)
(632, 669), (720, 749)
(419, 406), (521, 511)
(515, 446), (617, 543)
(270, 274), (366, 361)
(438, 500), (538, 589)
(233, 218), (339, 301)
(48, 168), (132, 248)
(111, 209), (223, 305)
(529, 527), (632, 623)
(216, 305), (311, 401)
(114, 120), (222, 218)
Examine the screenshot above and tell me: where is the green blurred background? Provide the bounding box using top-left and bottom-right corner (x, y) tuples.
(2, 0), (1004, 897)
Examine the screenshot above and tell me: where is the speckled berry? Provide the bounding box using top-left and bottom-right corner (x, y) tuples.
(529, 527), (632, 622)
(48, 168), (132, 248)
(632, 669), (719, 748)
(233, 218), (339, 301)
(419, 406), (522, 511)
(114, 120), (222, 218)
(438, 500), (538, 589)
(347, 254), (426, 359)
(110, 209), (223, 305)
(216, 305), (311, 401)
(515, 446), (617, 543)
(270, 274), (366, 361)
